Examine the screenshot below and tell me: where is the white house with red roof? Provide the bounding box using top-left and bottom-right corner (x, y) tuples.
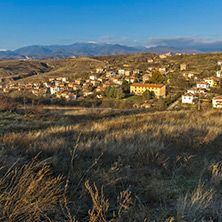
(182, 93), (198, 104)
(212, 96), (222, 108)
(196, 82), (210, 89)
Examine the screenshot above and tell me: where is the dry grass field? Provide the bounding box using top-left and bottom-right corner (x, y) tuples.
(1, 52), (222, 85)
(1, 107), (222, 221)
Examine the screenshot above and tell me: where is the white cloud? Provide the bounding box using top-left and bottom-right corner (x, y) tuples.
(121, 36), (129, 40)
(99, 35), (113, 40)
(146, 36), (222, 51)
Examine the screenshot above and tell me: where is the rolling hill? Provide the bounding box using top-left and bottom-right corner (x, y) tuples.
(0, 43), (204, 61)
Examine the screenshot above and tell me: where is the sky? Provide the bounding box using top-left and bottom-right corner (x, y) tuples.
(1, 0), (222, 50)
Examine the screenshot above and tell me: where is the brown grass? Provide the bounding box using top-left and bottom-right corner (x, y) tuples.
(1, 108), (222, 221)
(0, 158), (62, 221)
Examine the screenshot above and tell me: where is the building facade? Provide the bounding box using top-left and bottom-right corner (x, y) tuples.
(130, 83), (166, 98)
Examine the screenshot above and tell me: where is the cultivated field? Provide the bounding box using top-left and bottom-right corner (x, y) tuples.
(1, 108), (222, 221)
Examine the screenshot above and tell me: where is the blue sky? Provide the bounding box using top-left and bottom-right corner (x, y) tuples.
(1, 0), (222, 50)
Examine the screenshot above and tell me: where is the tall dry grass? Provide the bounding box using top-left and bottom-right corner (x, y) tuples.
(1, 108), (222, 221)
(0, 159), (62, 221)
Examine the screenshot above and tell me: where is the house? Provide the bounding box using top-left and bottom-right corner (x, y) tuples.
(118, 70), (125, 75)
(49, 78), (56, 82)
(187, 88), (206, 94)
(180, 64), (188, 71)
(133, 69), (140, 75)
(56, 77), (67, 82)
(89, 75), (97, 80)
(75, 79), (83, 85)
(196, 82), (210, 89)
(102, 83), (110, 89)
(147, 59), (154, 63)
(106, 71), (115, 78)
(50, 86), (60, 94)
(96, 94), (103, 99)
(183, 73), (194, 79)
(159, 54), (167, 59)
(182, 93), (198, 104)
(165, 52), (172, 57)
(59, 92), (77, 100)
(73, 84), (82, 91)
(96, 68), (104, 73)
(83, 90), (94, 97)
(130, 83), (166, 98)
(147, 67), (155, 71)
(62, 77), (67, 82)
(96, 86), (105, 92)
(143, 74), (151, 82)
(204, 77), (219, 87)
(91, 80), (100, 86)
(159, 67), (167, 72)
(125, 77), (135, 83)
(112, 78), (123, 85)
(116, 79), (123, 85)
(212, 96), (222, 108)
(216, 71), (222, 78)
(125, 70), (132, 76)
(55, 81), (62, 86)
(98, 77), (106, 82)
(83, 83), (91, 89)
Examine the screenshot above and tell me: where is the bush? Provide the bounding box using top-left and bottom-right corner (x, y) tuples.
(0, 96), (20, 112)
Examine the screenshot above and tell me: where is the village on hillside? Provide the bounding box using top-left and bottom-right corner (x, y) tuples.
(1, 53), (222, 109)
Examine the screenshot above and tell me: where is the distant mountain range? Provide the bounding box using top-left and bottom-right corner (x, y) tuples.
(0, 43), (207, 61)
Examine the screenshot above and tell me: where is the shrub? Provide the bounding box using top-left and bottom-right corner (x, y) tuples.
(0, 96), (20, 112)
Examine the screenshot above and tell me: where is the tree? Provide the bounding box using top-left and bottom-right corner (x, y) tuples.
(121, 80), (130, 93)
(116, 88), (125, 99)
(142, 90), (151, 100)
(109, 87), (116, 98)
(105, 86), (111, 97)
(157, 98), (166, 110)
(149, 71), (163, 83)
(220, 79), (222, 88)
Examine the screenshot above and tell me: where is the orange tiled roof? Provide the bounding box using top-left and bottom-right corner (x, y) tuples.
(131, 83), (164, 88)
(213, 96), (222, 100)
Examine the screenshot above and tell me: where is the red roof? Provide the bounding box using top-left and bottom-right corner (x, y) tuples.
(213, 96), (222, 100)
(131, 83), (164, 88)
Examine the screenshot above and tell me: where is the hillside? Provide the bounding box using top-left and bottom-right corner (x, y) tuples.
(0, 60), (52, 82)
(0, 57), (105, 84)
(2, 52), (222, 85)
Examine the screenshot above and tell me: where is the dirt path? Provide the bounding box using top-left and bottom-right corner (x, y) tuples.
(167, 97), (181, 110)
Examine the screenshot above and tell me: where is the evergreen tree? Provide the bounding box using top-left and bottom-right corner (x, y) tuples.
(121, 80), (130, 93)
(116, 88), (125, 99)
(109, 87), (116, 98)
(149, 71), (163, 83)
(142, 90), (151, 100)
(105, 86), (111, 97)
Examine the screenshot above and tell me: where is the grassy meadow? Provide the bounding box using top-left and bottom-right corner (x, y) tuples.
(1, 107), (222, 221)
